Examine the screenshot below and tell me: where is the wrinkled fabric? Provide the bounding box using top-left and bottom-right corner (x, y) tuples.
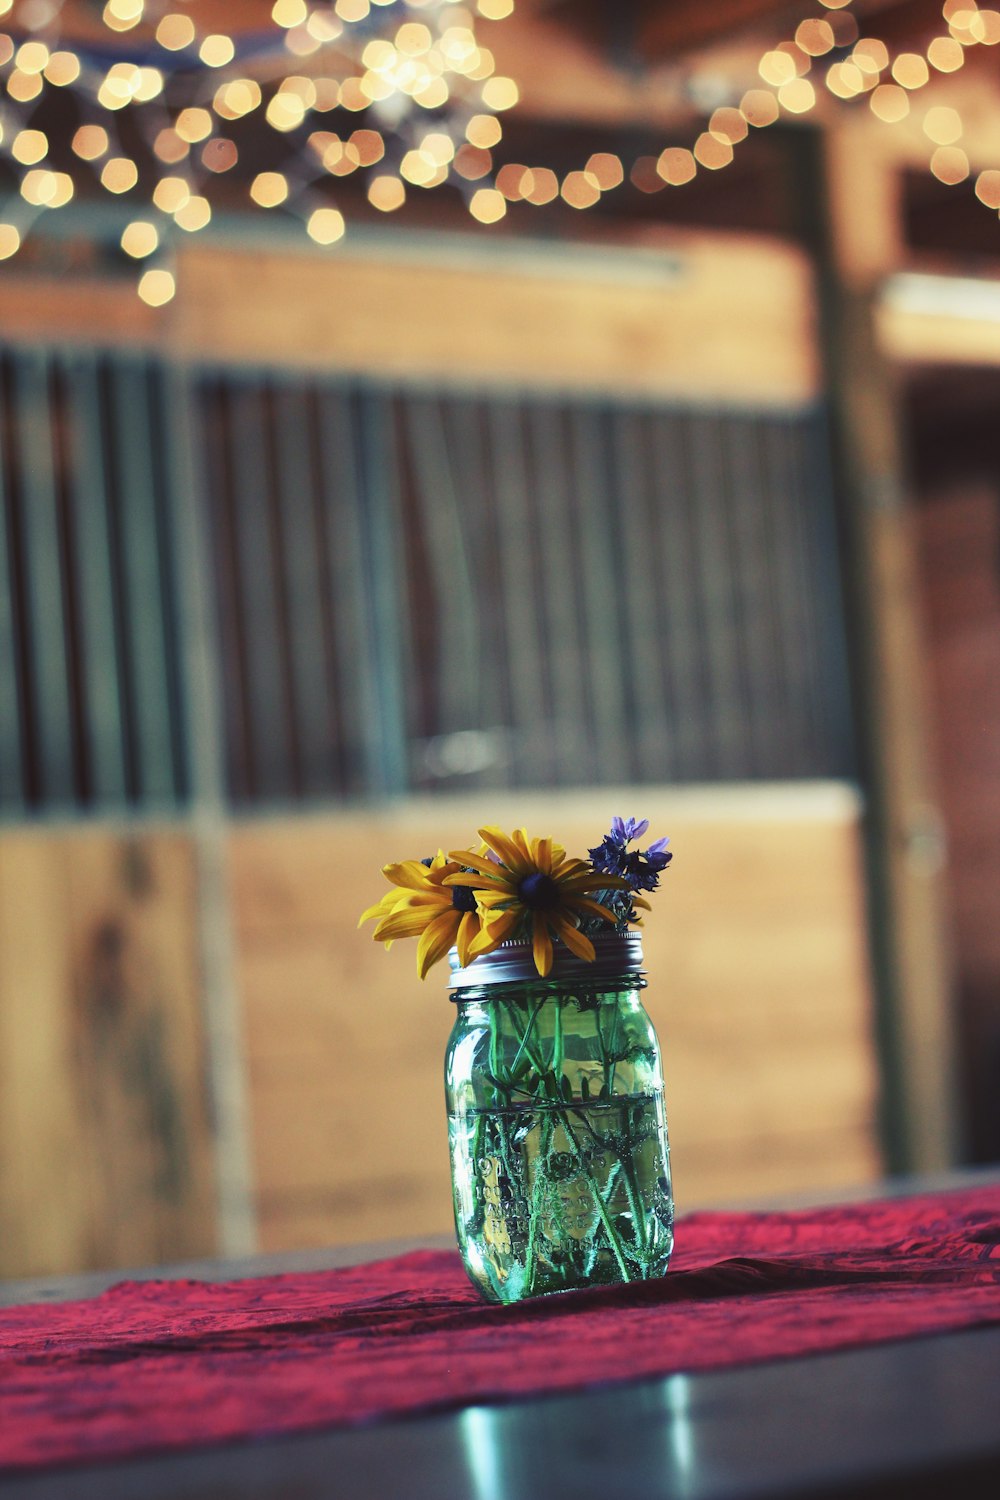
(2, 1184), (999, 1473)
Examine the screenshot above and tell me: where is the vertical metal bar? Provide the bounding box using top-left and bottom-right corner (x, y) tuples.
(652, 412), (707, 781)
(0, 361), (24, 812)
(403, 393), (481, 737)
(315, 384), (375, 797)
(61, 350), (128, 804)
(488, 399), (549, 786)
(12, 349), (75, 806)
(686, 412), (746, 780)
(570, 405), (629, 783)
(228, 378), (295, 801)
(612, 408), (673, 784)
(108, 355), (177, 804)
(760, 417), (812, 776)
(272, 379), (333, 799)
(165, 360), (258, 1256)
(529, 401), (594, 783)
(719, 416), (776, 779)
(801, 407), (857, 777)
(357, 388), (409, 795)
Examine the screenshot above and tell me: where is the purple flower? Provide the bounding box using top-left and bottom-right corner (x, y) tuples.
(588, 816), (672, 924)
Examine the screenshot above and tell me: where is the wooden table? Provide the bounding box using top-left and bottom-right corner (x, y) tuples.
(3, 1173), (999, 1500)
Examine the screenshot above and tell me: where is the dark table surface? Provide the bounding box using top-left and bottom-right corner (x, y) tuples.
(3, 1170), (1000, 1500)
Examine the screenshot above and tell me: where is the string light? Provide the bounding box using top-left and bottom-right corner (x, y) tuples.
(0, 0), (996, 298)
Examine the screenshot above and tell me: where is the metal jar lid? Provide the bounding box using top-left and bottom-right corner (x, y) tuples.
(448, 928), (645, 991)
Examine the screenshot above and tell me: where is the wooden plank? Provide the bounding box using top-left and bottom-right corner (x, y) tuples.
(0, 832), (92, 1276)
(62, 830), (217, 1267)
(174, 236), (819, 407)
(228, 787), (880, 1251)
(0, 827), (218, 1277)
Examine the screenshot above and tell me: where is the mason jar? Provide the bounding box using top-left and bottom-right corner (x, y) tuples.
(444, 930), (673, 1304)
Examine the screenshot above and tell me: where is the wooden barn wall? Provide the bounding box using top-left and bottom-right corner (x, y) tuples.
(229, 790), (881, 1253)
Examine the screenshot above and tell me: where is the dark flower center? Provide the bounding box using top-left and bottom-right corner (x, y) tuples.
(518, 872), (559, 910)
(450, 883), (479, 913)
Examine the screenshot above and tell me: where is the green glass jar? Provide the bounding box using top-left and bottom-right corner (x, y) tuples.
(445, 931), (673, 1304)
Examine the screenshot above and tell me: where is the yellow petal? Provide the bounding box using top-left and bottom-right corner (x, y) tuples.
(478, 826), (530, 873)
(468, 908), (520, 956)
(374, 906), (438, 942)
(570, 896), (621, 925)
(382, 860), (434, 891)
(532, 912), (553, 977)
(551, 916), (596, 962)
(534, 837), (553, 874)
(456, 910), (480, 967)
(417, 909), (460, 979)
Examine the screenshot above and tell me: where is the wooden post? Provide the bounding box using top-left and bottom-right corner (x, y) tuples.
(800, 117), (960, 1173)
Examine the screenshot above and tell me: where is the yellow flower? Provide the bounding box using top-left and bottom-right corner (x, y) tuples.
(446, 825), (626, 978)
(359, 850), (484, 979)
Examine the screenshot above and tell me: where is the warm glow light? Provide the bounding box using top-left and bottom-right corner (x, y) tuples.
(585, 152), (624, 189)
(214, 79), (262, 119)
(306, 207), (346, 243)
(48, 174), (74, 209)
(154, 128), (189, 164)
(121, 220), (159, 258)
(930, 145), (970, 183)
(928, 36), (965, 71)
(657, 147), (696, 185)
(466, 114), (502, 148)
(974, 169), (1000, 208)
(16, 40), (49, 74)
(923, 105), (963, 144)
(709, 107), (748, 144)
(795, 18), (835, 56)
(134, 68), (164, 102)
(101, 157), (139, 193)
(156, 13), (195, 50)
(153, 177), (190, 213)
(396, 22), (432, 53)
(740, 89), (780, 127)
(350, 129), (385, 165)
(453, 144), (493, 180)
(481, 75), (518, 109)
(368, 174), (405, 210)
(138, 269), (176, 307)
(250, 171), (289, 207)
(174, 196), (211, 231)
(21, 170), (57, 206)
(176, 108), (213, 143)
(496, 163), (530, 199)
(478, 0), (514, 17)
(200, 35), (236, 68)
(778, 78), (816, 113)
(40, 49), (78, 90)
(0, 225), (20, 260)
(524, 166), (559, 204)
(12, 129), (48, 166)
(8, 71), (43, 103)
(273, 0), (308, 26)
(561, 170), (601, 208)
(469, 187), (506, 222)
(854, 39), (889, 72)
(267, 92), (308, 131)
(693, 132), (732, 168)
(630, 156), (664, 194)
(826, 62), (865, 99)
(759, 49), (797, 86)
(72, 125), (109, 160)
(892, 53), (930, 88)
(203, 138), (238, 173)
(870, 84), (910, 122)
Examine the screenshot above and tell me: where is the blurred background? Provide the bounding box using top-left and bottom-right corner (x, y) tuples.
(0, 0), (998, 1279)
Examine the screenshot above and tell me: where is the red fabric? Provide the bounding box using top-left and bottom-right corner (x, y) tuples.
(2, 1183), (999, 1473)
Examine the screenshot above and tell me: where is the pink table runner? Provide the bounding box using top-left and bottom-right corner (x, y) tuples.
(2, 1183), (999, 1473)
